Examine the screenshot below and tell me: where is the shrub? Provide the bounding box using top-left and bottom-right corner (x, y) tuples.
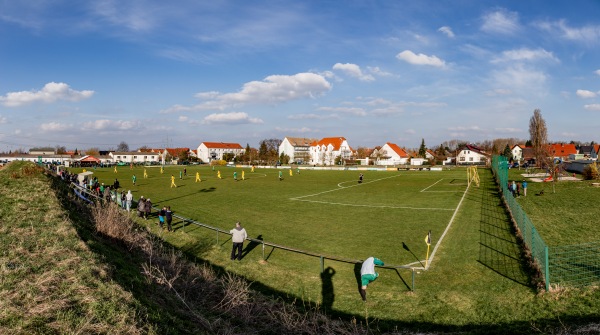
(582, 163), (599, 180)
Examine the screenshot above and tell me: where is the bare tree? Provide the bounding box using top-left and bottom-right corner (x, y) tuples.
(85, 147), (100, 156)
(529, 109), (549, 168)
(55, 145), (67, 154)
(117, 141), (130, 152)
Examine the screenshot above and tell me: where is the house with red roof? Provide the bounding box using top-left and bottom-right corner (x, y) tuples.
(548, 143), (577, 160)
(279, 137), (319, 164)
(309, 137), (352, 165)
(373, 142), (409, 165)
(457, 144), (489, 165)
(197, 142), (244, 162)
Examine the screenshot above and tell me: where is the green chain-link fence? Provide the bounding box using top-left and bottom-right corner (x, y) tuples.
(492, 155), (600, 290)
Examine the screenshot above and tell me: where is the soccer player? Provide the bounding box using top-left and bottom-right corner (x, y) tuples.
(195, 171), (201, 182)
(114, 165), (118, 173)
(360, 256), (384, 302)
(218, 170), (222, 179)
(233, 171), (238, 181)
(251, 165), (255, 173)
(279, 170), (283, 181)
(289, 169), (293, 177)
(242, 170), (245, 180)
(144, 168), (148, 178)
(170, 174), (177, 188)
(132, 174), (136, 186)
(160, 166), (164, 174)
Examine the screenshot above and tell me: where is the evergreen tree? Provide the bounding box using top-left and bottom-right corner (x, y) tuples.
(503, 144), (513, 161)
(418, 138), (427, 158)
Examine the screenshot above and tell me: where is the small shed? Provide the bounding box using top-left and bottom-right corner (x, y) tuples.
(77, 171), (94, 184)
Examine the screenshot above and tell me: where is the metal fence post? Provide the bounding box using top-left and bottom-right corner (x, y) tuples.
(545, 246), (550, 292)
(216, 230), (219, 245)
(320, 256), (324, 273)
(531, 226), (536, 258)
(411, 268), (415, 291)
(262, 241), (265, 260)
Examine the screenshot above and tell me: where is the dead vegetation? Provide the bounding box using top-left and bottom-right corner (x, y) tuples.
(91, 200), (365, 334)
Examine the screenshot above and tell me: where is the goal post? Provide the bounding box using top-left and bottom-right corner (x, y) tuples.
(467, 166), (480, 187)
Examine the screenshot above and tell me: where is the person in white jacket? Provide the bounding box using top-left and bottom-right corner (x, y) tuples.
(360, 256), (384, 301)
(125, 190), (133, 212)
(230, 221), (248, 260)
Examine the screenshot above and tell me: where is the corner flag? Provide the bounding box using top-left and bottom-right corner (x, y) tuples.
(424, 230), (431, 268)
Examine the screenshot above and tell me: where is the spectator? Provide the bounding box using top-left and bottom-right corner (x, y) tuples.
(360, 256), (384, 302)
(229, 221), (248, 261)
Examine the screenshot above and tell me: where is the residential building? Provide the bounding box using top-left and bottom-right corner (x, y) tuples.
(278, 137), (319, 163)
(309, 137), (352, 165)
(511, 144), (526, 162)
(197, 142), (244, 162)
(29, 147), (56, 155)
(457, 144), (489, 165)
(548, 143), (577, 161)
(373, 142), (409, 165)
(110, 151), (160, 164)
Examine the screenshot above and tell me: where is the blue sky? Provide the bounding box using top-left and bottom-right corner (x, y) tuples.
(1, 1), (599, 151)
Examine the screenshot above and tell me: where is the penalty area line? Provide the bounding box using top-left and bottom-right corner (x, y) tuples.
(293, 174), (401, 200)
(291, 198), (455, 211)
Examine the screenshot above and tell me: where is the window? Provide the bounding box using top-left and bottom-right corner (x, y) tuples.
(460, 157), (466, 161)
(469, 157), (473, 161)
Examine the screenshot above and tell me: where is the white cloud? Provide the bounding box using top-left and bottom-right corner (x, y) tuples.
(39, 122), (73, 132)
(217, 72), (331, 104)
(0, 115), (6, 124)
(194, 91), (221, 100)
(164, 73), (331, 114)
(405, 129), (416, 135)
(202, 112), (263, 124)
(82, 119), (141, 131)
(448, 126), (484, 132)
(481, 9), (519, 35)
(178, 116), (189, 122)
(438, 26), (455, 38)
(288, 113), (339, 120)
(495, 127), (521, 133)
(576, 89), (597, 98)
(0, 82), (94, 107)
(396, 50), (445, 67)
(366, 66), (392, 77)
(535, 19), (600, 44)
(485, 89), (513, 96)
(332, 63), (375, 81)
(491, 65), (547, 90)
(595, 70), (600, 76)
(491, 48), (559, 63)
(274, 126), (316, 133)
(584, 104), (600, 111)
(317, 106), (367, 116)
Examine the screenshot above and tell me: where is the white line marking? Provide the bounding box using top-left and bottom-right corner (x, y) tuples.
(420, 178), (444, 192)
(421, 180), (472, 270)
(292, 174), (401, 200)
(292, 199), (455, 211)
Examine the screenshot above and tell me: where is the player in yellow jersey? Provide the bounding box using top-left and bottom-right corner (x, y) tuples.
(195, 171), (201, 182)
(170, 174), (177, 188)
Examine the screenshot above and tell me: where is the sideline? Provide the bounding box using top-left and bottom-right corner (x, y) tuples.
(420, 180), (473, 270)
